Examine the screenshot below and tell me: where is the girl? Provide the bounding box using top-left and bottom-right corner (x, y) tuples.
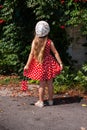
(24, 21), (63, 107)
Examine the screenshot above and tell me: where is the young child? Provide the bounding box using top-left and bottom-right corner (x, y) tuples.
(24, 21), (63, 107)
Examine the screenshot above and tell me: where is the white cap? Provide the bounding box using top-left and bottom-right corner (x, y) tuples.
(35, 21), (50, 37)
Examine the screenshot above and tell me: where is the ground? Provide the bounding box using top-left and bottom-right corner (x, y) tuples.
(0, 75), (87, 130)
(0, 95), (87, 130)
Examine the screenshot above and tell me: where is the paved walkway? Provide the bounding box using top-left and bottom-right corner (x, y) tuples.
(0, 95), (87, 130)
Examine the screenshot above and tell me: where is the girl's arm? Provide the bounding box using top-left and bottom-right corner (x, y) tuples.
(24, 41), (35, 70)
(51, 41), (63, 70)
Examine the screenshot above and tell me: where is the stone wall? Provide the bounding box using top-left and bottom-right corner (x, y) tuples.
(67, 26), (87, 67)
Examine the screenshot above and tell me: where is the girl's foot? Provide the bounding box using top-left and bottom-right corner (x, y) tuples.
(48, 100), (53, 106)
(35, 100), (44, 108)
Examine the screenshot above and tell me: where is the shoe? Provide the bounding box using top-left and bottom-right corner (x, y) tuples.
(48, 100), (53, 106)
(35, 101), (44, 108)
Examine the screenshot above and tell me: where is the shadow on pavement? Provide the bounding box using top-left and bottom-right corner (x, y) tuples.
(44, 96), (83, 106)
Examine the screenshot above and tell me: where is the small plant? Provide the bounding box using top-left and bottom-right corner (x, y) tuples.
(54, 66), (75, 84)
(74, 64), (87, 91)
(29, 79), (39, 84)
(54, 64), (87, 94)
(0, 75), (20, 85)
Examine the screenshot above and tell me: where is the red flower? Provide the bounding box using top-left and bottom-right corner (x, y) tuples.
(0, 5), (3, 9)
(61, 0), (64, 4)
(0, 19), (5, 24)
(73, 0), (79, 2)
(21, 80), (28, 91)
(73, 0), (87, 2)
(60, 25), (65, 29)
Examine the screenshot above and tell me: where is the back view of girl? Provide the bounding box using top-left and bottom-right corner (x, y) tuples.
(24, 21), (63, 107)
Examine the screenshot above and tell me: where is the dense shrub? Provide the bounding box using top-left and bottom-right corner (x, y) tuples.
(54, 64), (87, 93)
(0, 0), (87, 77)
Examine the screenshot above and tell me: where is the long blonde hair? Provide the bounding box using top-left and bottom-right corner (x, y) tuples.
(33, 36), (47, 63)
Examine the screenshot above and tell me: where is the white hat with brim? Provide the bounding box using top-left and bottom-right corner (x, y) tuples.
(35, 21), (50, 37)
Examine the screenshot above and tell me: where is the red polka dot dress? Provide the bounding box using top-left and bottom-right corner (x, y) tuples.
(24, 39), (61, 81)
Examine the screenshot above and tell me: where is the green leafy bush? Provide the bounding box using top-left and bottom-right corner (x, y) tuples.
(54, 66), (75, 86)
(74, 64), (87, 88)
(54, 64), (87, 94)
(0, 0), (87, 79)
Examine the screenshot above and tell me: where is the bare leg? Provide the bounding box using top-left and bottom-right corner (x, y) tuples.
(39, 80), (46, 102)
(47, 79), (54, 101)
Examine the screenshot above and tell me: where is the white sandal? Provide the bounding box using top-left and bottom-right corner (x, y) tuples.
(35, 101), (44, 108)
(48, 100), (53, 106)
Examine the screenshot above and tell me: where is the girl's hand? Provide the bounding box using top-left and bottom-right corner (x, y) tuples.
(24, 65), (29, 70)
(60, 63), (63, 71)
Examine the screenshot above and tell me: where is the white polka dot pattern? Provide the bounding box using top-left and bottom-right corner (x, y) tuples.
(24, 39), (61, 80)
